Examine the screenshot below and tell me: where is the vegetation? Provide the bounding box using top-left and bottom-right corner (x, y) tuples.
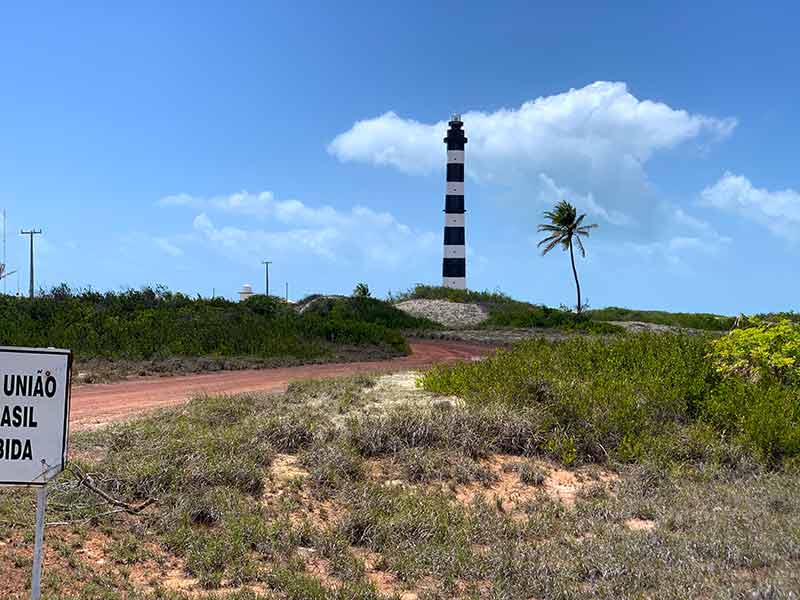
(422, 332), (800, 465)
(0, 285), (422, 362)
(1, 363), (798, 597)
(709, 317), (800, 385)
(586, 306), (735, 331)
(352, 282), (371, 298)
(480, 302), (623, 334)
(389, 284), (514, 305)
(392, 285), (741, 333)
(393, 284), (622, 334)
(299, 295), (440, 332)
(537, 200), (597, 314)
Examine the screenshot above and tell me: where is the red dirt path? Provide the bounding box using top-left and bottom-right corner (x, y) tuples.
(69, 339), (491, 429)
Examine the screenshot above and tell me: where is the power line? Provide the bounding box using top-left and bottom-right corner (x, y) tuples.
(20, 229), (42, 299)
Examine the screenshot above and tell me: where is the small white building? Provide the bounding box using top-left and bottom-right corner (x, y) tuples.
(239, 283), (254, 302)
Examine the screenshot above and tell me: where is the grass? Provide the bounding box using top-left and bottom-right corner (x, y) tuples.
(421, 332), (800, 466)
(389, 284), (515, 305)
(479, 303), (624, 334)
(0, 285), (426, 364)
(392, 284), (623, 334)
(1, 333), (799, 597)
(300, 296), (441, 332)
(390, 284), (753, 333)
(585, 306), (736, 331)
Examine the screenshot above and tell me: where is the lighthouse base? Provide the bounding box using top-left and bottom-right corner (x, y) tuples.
(443, 277), (466, 290)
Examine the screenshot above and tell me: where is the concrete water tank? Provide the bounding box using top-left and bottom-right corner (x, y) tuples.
(239, 283), (254, 302)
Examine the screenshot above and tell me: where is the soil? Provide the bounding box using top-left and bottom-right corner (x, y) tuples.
(73, 345), (404, 385)
(417, 327), (576, 345)
(453, 455), (619, 519)
(69, 339), (493, 429)
(395, 299), (489, 329)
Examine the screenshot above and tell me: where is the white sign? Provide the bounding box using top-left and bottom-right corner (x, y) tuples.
(0, 347), (72, 486)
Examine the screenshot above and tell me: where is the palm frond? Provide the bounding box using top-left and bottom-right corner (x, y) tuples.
(537, 224), (564, 233)
(538, 200), (598, 259)
(540, 236), (562, 256)
(537, 232), (563, 247)
(575, 234), (587, 257)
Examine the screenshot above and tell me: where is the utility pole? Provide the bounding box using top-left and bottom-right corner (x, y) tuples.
(3, 209), (6, 295)
(20, 229), (42, 299)
(262, 261), (272, 296)
(285, 281), (288, 302)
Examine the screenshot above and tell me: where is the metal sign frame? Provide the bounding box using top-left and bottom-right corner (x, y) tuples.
(0, 346), (72, 486)
(0, 345), (73, 599)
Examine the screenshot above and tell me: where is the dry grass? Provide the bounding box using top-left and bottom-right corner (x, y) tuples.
(0, 370), (798, 599)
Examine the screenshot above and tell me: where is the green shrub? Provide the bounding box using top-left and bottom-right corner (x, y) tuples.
(483, 303), (623, 334)
(586, 306), (735, 331)
(389, 284), (514, 305)
(302, 296), (439, 332)
(0, 285), (416, 360)
(352, 282), (371, 298)
(421, 331), (800, 465)
(703, 378), (800, 463)
(708, 318), (800, 384)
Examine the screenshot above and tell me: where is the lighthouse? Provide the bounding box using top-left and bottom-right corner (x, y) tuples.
(442, 114), (467, 289)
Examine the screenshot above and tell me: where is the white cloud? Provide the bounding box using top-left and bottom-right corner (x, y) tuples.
(184, 195), (438, 268)
(328, 82), (735, 243)
(622, 235), (727, 266)
(158, 193), (204, 209)
(154, 237), (183, 257)
(160, 191), (277, 218)
(537, 173), (633, 226)
(700, 172), (800, 240)
(328, 81), (735, 179)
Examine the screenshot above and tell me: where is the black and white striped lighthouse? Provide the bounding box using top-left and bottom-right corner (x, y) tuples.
(442, 114), (467, 289)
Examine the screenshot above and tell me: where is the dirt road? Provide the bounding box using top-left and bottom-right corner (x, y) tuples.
(69, 339), (491, 429)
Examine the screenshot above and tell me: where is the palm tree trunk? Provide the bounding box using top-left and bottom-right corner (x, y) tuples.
(568, 238), (582, 313)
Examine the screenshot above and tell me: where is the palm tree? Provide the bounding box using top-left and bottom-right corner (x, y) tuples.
(537, 200), (597, 313)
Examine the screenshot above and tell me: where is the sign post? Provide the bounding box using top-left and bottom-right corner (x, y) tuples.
(0, 346), (72, 600)
(31, 485), (47, 599)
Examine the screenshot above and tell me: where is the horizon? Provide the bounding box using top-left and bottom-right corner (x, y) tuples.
(2, 3), (799, 315)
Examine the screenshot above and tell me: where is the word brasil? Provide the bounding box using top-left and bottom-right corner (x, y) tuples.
(0, 370), (57, 461)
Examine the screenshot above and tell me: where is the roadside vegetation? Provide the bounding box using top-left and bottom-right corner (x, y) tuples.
(1, 322), (799, 598)
(584, 306), (736, 331)
(0, 286), (439, 373)
(299, 294), (440, 333)
(422, 329), (800, 465)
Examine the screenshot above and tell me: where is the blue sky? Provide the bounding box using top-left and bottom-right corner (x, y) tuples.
(1, 2), (798, 314)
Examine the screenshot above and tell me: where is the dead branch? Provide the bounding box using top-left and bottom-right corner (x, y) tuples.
(68, 464), (156, 514)
(46, 508), (129, 527)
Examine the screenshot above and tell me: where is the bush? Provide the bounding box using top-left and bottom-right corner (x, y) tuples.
(482, 303), (624, 334)
(708, 318), (800, 384)
(586, 306), (735, 331)
(390, 284), (514, 305)
(420, 332), (800, 465)
(702, 378), (800, 463)
(301, 296), (440, 332)
(352, 282), (371, 298)
(0, 285), (416, 360)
